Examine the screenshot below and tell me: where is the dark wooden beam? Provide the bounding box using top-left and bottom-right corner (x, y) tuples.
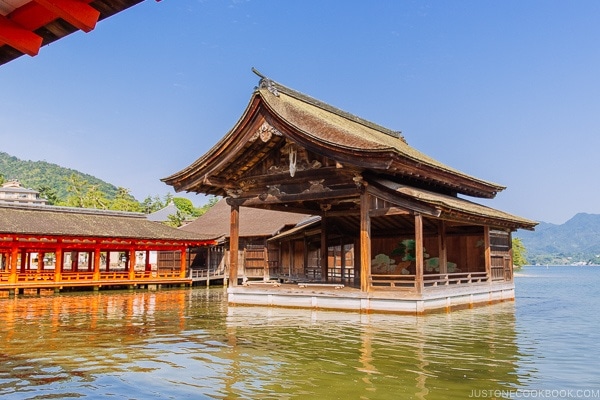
(367, 184), (441, 217)
(369, 206), (411, 218)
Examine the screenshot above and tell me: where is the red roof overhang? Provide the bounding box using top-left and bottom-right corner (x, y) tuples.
(0, 0), (146, 65)
(0, 233), (217, 252)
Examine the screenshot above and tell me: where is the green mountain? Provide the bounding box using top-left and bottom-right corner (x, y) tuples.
(515, 213), (600, 265)
(0, 151), (119, 202)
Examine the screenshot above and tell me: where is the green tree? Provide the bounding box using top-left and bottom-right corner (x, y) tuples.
(38, 185), (60, 205)
(198, 196), (219, 215)
(165, 210), (188, 228)
(173, 197), (201, 218)
(64, 173), (88, 207)
(512, 237), (528, 267)
(83, 185), (110, 209)
(110, 187), (142, 212)
(63, 174), (111, 209)
(141, 195), (165, 214)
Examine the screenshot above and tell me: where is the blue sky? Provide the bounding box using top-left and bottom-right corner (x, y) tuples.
(1, 0), (599, 224)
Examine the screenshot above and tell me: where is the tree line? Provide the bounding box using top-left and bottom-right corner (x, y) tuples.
(0, 173), (217, 227)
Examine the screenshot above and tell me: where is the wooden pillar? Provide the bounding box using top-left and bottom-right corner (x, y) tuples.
(415, 213), (424, 294)
(507, 231), (514, 281)
(145, 250), (151, 272)
(320, 218), (328, 282)
(483, 226), (492, 281)
(71, 251), (78, 272)
(206, 247), (212, 273)
(105, 252), (111, 272)
(88, 251), (93, 271)
(93, 248), (101, 281)
(288, 241), (293, 278)
(229, 203), (240, 286)
(438, 221), (448, 274)
(180, 247), (187, 278)
(354, 238), (361, 286)
(20, 250), (27, 273)
(55, 247), (63, 282)
(39, 252), (45, 271)
(128, 249), (136, 280)
(359, 191), (372, 292)
(303, 235), (309, 280)
(9, 247), (18, 284)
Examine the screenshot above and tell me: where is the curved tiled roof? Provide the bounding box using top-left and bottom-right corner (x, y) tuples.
(256, 77), (505, 198)
(163, 73), (505, 199)
(370, 177), (537, 230)
(0, 203), (217, 243)
(180, 198), (308, 238)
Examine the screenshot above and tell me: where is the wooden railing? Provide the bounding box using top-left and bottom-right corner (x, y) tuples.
(189, 268), (223, 280)
(100, 271), (131, 280)
(17, 272), (56, 282)
(370, 274), (417, 289)
(61, 272), (95, 281)
(370, 271), (490, 290)
(424, 271), (488, 287)
(0, 268), (190, 289)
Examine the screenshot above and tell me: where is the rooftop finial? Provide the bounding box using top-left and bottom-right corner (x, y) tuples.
(252, 67), (279, 97)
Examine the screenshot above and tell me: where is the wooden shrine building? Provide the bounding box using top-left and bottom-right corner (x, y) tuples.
(177, 198), (308, 281)
(162, 70), (537, 314)
(0, 203), (217, 294)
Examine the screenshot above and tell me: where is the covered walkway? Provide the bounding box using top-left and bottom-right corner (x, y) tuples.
(0, 203), (217, 294)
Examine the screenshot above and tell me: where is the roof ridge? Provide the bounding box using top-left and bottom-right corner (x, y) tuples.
(252, 68), (406, 143)
(0, 202), (145, 218)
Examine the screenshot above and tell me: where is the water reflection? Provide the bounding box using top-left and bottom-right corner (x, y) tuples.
(0, 288), (526, 399)
(224, 304), (524, 399)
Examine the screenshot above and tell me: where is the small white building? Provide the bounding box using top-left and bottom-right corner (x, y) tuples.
(0, 179), (47, 205)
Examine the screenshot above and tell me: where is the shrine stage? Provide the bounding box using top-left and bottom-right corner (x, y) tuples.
(227, 282), (515, 315)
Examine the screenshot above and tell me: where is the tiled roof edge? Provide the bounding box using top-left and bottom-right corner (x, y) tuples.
(0, 202), (146, 218)
(252, 68), (406, 143)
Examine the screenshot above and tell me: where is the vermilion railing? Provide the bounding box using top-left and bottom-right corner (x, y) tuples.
(0, 269), (190, 288)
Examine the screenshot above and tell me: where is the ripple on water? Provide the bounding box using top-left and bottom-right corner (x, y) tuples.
(0, 271), (598, 399)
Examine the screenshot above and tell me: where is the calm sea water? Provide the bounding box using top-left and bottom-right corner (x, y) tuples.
(0, 266), (598, 399)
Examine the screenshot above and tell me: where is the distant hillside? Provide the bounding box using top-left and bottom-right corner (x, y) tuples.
(515, 213), (600, 265)
(0, 152), (119, 201)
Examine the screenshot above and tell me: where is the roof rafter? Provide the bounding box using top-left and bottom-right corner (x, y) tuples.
(0, 14), (42, 55)
(33, 0), (99, 32)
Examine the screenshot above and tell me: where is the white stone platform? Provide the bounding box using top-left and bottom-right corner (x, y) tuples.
(227, 282), (515, 315)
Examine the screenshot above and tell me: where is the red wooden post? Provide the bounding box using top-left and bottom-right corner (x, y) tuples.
(9, 247), (18, 284)
(54, 247), (63, 282)
(145, 250), (151, 272)
(20, 250), (26, 273)
(179, 247), (187, 278)
(128, 249), (136, 280)
(93, 248), (101, 281)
